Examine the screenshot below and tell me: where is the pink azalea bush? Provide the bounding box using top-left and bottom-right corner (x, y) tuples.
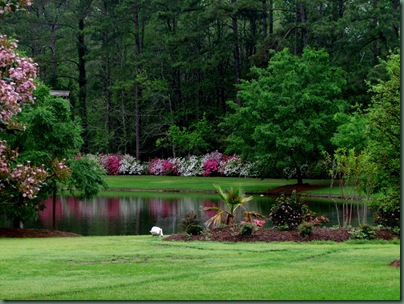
(105, 154), (121, 175)
(202, 151), (223, 176)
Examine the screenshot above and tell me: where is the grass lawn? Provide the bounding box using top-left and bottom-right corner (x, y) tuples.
(103, 175), (383, 198)
(104, 175), (331, 192)
(0, 236), (399, 300)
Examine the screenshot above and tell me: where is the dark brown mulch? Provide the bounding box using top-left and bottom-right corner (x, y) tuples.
(266, 183), (328, 195)
(0, 228), (81, 238)
(389, 260), (400, 267)
(163, 226), (399, 243)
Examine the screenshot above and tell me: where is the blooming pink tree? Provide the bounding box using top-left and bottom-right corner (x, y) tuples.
(0, 2), (58, 226)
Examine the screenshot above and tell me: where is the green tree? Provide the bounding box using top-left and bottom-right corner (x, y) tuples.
(224, 47), (347, 184)
(365, 52), (400, 191)
(2, 84), (106, 227)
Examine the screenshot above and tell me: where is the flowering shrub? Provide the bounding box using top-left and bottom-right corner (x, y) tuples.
(148, 158), (165, 175)
(105, 154), (121, 175)
(176, 156), (203, 176)
(119, 154), (146, 175)
(0, 35), (37, 126)
(311, 215), (329, 227)
(84, 151), (260, 177)
(163, 159), (179, 176)
(269, 190), (314, 230)
(202, 151), (222, 176)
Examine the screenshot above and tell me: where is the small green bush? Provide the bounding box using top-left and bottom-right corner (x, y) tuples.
(180, 211), (200, 231)
(370, 192), (400, 229)
(240, 222), (255, 236)
(269, 190), (314, 230)
(185, 224), (203, 235)
(298, 221), (313, 237)
(348, 224), (376, 240)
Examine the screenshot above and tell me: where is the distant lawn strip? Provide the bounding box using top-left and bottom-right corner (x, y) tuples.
(0, 236), (399, 300)
(104, 175), (332, 194)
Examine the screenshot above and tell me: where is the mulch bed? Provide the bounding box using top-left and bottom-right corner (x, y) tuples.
(0, 228), (81, 238)
(266, 183), (327, 195)
(163, 226), (399, 243)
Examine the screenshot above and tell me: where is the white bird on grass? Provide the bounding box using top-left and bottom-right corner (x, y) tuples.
(150, 226), (163, 237)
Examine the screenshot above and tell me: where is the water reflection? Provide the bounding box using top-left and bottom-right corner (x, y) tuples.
(3, 193), (374, 236)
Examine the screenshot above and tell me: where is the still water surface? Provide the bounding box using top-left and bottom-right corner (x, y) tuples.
(5, 192), (373, 236)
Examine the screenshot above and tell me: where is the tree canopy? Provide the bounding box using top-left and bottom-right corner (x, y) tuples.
(223, 47), (347, 184)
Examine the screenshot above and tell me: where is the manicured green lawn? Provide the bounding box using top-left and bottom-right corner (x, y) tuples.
(0, 236), (399, 300)
(104, 175), (331, 193)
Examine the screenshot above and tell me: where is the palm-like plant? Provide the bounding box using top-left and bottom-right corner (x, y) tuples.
(203, 184), (253, 228)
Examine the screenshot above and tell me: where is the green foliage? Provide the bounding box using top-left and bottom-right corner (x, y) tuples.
(323, 148), (378, 200)
(65, 156), (107, 199)
(179, 211), (200, 232)
(185, 224), (203, 236)
(269, 190), (314, 230)
(298, 221), (313, 238)
(204, 184), (253, 228)
(368, 191), (400, 229)
(158, 113), (215, 156)
(348, 224), (376, 240)
(365, 52), (400, 192)
(224, 47), (348, 184)
(331, 109), (368, 151)
(239, 222), (254, 237)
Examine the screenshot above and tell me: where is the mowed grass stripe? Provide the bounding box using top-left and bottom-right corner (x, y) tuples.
(0, 236), (399, 300)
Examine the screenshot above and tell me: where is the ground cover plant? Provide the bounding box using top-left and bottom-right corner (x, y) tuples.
(0, 235), (399, 300)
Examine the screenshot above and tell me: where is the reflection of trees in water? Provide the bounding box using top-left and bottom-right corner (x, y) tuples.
(334, 200), (369, 228)
(22, 195), (371, 235)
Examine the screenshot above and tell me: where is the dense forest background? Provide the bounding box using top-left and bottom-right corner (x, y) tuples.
(0, 0), (399, 163)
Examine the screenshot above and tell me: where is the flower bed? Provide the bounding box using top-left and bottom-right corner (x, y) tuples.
(84, 151), (259, 177)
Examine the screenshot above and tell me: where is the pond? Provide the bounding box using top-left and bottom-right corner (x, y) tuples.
(2, 192), (373, 236)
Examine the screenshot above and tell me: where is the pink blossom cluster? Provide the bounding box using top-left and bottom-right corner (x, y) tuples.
(202, 151), (223, 176)
(9, 162), (48, 199)
(0, 33), (49, 202)
(0, 35), (37, 125)
(240, 219), (266, 228)
(105, 154), (121, 175)
(51, 158), (71, 180)
(148, 158), (178, 175)
(148, 158), (165, 175)
(0, 1), (32, 16)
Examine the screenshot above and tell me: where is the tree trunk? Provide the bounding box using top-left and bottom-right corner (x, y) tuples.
(299, 3), (307, 49)
(134, 2), (142, 159)
(102, 0), (112, 150)
(296, 165), (303, 185)
(77, 17), (88, 152)
(231, 6), (241, 106)
(269, 0), (273, 35)
(13, 217), (23, 229)
(52, 182), (57, 230)
(262, 0), (267, 37)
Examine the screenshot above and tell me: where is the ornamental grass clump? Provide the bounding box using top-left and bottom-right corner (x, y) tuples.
(269, 190), (314, 230)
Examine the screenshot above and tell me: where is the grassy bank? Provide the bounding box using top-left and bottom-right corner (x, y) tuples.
(0, 236), (399, 300)
(104, 175), (334, 193)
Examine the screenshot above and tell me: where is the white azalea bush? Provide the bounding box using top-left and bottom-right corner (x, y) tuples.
(120, 154), (147, 175)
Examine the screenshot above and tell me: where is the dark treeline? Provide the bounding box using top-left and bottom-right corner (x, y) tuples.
(1, 0), (399, 160)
